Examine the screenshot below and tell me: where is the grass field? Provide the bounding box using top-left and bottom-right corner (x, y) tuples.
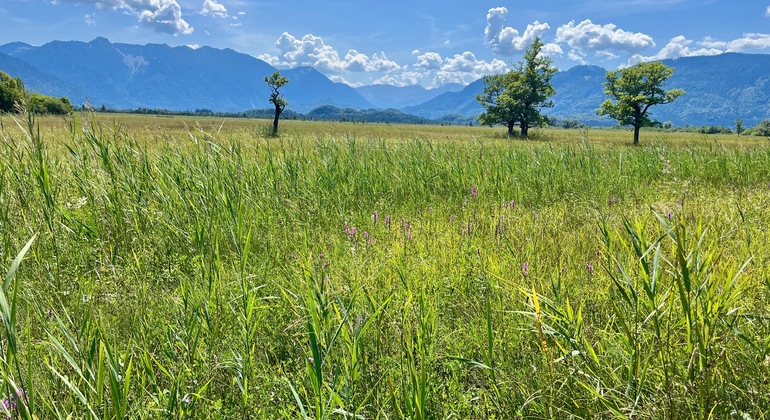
(1, 112), (770, 418)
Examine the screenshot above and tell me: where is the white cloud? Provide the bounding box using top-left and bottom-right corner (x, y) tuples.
(414, 52), (442, 70)
(261, 32), (402, 74)
(201, 0), (227, 18)
(328, 75), (363, 88)
(766, 6), (770, 17)
(436, 52), (508, 84)
(699, 33), (770, 52)
(186, 44), (200, 49)
(484, 7), (560, 56)
(556, 19), (655, 62)
(628, 35), (722, 65)
(57, 0), (193, 35)
(373, 71), (423, 87)
(84, 13), (96, 25)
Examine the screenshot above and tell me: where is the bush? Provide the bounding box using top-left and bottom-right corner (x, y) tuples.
(28, 93), (74, 115)
(746, 119), (770, 136)
(0, 71), (25, 113)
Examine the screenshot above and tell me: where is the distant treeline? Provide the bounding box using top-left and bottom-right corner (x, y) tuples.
(89, 104), (477, 126)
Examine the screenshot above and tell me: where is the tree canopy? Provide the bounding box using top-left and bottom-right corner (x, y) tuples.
(597, 61), (684, 144)
(265, 71), (289, 136)
(476, 37), (557, 137)
(0, 71), (25, 113)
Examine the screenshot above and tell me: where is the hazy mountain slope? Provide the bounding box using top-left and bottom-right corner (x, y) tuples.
(0, 52), (90, 101)
(356, 83), (463, 108)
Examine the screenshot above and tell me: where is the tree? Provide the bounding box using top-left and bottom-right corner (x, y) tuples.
(597, 61), (684, 144)
(476, 37), (557, 138)
(735, 118), (744, 136)
(28, 94), (74, 115)
(0, 71), (25, 113)
(265, 71), (289, 136)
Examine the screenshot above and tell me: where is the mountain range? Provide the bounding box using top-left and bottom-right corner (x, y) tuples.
(1, 38), (770, 127)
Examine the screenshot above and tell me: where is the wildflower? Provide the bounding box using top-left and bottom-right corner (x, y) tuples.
(372, 210), (378, 225)
(667, 211), (673, 220)
(449, 214), (455, 223)
(182, 394), (192, 405)
(471, 186), (477, 198)
(308, 356), (314, 363)
(586, 262), (594, 275)
(522, 262), (529, 277)
(384, 214), (391, 227)
(345, 223), (357, 240)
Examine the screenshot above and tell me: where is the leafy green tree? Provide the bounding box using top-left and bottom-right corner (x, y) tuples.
(597, 61), (684, 144)
(28, 93), (74, 115)
(265, 71), (289, 136)
(735, 118), (744, 136)
(0, 71), (25, 113)
(477, 37), (557, 138)
(477, 72), (521, 136)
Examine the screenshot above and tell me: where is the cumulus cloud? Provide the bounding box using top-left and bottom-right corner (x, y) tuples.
(766, 6), (770, 17)
(484, 7), (561, 55)
(84, 13), (96, 25)
(56, 0), (193, 35)
(436, 52), (508, 85)
(699, 33), (770, 52)
(414, 52), (443, 70)
(201, 0), (227, 18)
(556, 19), (654, 62)
(373, 71), (423, 87)
(628, 35), (722, 65)
(260, 32), (402, 74)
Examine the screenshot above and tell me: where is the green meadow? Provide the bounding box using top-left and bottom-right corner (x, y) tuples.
(1, 113), (770, 418)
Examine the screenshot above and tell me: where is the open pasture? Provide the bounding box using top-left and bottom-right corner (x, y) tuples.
(1, 113), (770, 418)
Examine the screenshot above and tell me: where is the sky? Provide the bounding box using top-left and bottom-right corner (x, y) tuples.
(2, 0), (770, 88)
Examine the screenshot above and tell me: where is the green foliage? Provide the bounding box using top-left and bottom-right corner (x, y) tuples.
(28, 94), (74, 115)
(745, 119), (770, 136)
(265, 71), (289, 136)
(476, 37), (557, 137)
(0, 72), (25, 113)
(735, 118), (744, 135)
(597, 61), (685, 143)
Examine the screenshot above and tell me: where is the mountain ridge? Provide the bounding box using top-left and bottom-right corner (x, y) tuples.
(2, 38), (770, 126)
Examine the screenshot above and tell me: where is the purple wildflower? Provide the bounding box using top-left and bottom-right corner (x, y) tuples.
(182, 394), (192, 405)
(522, 262), (529, 277)
(471, 186), (477, 198)
(384, 214), (391, 227)
(586, 262), (594, 275)
(372, 210), (378, 225)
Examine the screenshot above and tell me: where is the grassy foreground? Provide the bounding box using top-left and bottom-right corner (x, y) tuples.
(1, 113), (770, 418)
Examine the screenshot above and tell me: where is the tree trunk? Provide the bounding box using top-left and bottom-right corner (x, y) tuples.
(272, 105), (281, 136)
(521, 124), (529, 138)
(507, 122), (515, 138)
(633, 125), (640, 144)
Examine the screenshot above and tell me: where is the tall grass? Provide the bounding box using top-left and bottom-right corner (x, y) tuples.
(0, 113), (769, 417)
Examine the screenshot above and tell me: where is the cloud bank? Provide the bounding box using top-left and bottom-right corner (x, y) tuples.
(56, 0), (193, 35)
(260, 32), (509, 87)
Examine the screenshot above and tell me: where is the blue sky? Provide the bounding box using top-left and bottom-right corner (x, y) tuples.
(2, 0), (770, 87)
